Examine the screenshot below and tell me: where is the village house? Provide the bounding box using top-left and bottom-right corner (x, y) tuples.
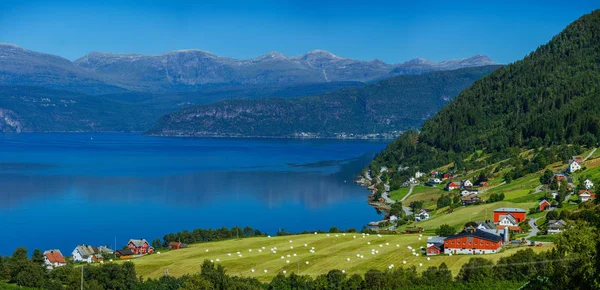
(428, 178), (442, 185)
(460, 189), (479, 197)
(539, 200), (551, 211)
(128, 239), (154, 254)
(551, 173), (568, 185)
(461, 196), (484, 206)
(551, 191), (559, 200)
(496, 213), (521, 232)
(168, 242), (187, 250)
(426, 242), (444, 255)
(115, 249), (135, 259)
(547, 219), (567, 234)
(72, 245), (106, 263)
(43, 249), (66, 270)
(445, 182), (461, 191)
(442, 173), (454, 180)
(477, 220), (497, 231)
(584, 179), (594, 189)
(415, 171), (425, 178)
(415, 209), (431, 221)
(443, 227), (507, 255)
(389, 215), (399, 222)
(579, 189), (596, 202)
(568, 159), (582, 173)
(379, 166), (388, 173)
(398, 166), (409, 171)
(462, 179), (473, 188)
(493, 208), (526, 223)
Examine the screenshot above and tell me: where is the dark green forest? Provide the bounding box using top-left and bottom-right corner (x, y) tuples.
(373, 9), (600, 174)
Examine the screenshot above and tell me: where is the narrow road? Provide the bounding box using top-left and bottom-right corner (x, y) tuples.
(381, 191), (394, 204)
(584, 147), (597, 161)
(525, 217), (540, 240)
(400, 185), (415, 202)
(480, 181), (506, 193)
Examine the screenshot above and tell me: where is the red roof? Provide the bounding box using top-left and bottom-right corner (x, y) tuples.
(45, 250), (65, 264)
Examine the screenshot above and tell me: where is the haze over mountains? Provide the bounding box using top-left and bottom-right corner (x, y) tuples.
(0, 43), (499, 134)
(0, 43), (497, 94)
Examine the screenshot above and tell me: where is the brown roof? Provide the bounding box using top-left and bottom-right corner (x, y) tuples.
(169, 242), (181, 246)
(45, 250), (66, 264)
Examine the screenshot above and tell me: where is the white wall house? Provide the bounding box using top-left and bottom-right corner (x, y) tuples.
(462, 180), (473, 188)
(43, 250), (67, 270)
(415, 209), (430, 221)
(547, 220), (567, 234)
(415, 171), (425, 178)
(498, 214), (518, 227)
(584, 179), (594, 189)
(72, 245), (96, 263)
(579, 190), (594, 202)
(568, 160), (581, 173)
(429, 178), (442, 184)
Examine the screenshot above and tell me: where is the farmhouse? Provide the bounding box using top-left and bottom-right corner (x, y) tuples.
(168, 242), (187, 249)
(460, 189), (479, 197)
(462, 179), (473, 188)
(43, 249), (66, 270)
(461, 196), (484, 206)
(72, 245), (105, 263)
(547, 219), (567, 234)
(539, 200), (551, 211)
(443, 227), (506, 255)
(128, 239), (154, 254)
(568, 159), (581, 173)
(415, 209), (431, 221)
(442, 173), (454, 180)
(427, 243), (443, 255)
(579, 190), (595, 202)
(115, 249), (135, 259)
(445, 182), (461, 191)
(496, 213), (521, 232)
(493, 208), (526, 223)
(415, 171), (425, 178)
(428, 178), (442, 185)
(584, 179), (594, 189)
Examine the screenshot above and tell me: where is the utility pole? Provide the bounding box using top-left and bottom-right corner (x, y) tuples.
(80, 265), (83, 290)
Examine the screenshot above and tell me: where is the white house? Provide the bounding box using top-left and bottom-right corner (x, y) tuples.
(415, 209), (430, 221)
(498, 214), (519, 227)
(462, 179), (473, 188)
(429, 178), (442, 184)
(584, 179), (594, 190)
(415, 171), (425, 178)
(72, 245), (106, 263)
(380, 166), (388, 173)
(579, 190), (595, 202)
(389, 215), (399, 222)
(43, 249), (67, 270)
(568, 160), (581, 173)
(551, 191), (559, 200)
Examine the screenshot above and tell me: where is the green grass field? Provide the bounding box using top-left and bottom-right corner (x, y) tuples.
(389, 187), (411, 201)
(123, 233), (551, 282)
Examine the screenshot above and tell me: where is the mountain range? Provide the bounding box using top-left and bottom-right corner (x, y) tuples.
(145, 65), (500, 137)
(0, 43), (496, 94)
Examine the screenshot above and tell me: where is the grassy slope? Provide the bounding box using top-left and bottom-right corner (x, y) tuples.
(125, 233), (550, 282)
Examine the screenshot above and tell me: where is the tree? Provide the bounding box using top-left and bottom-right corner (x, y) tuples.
(409, 200), (424, 212)
(457, 257), (494, 282)
(326, 270), (347, 290)
(546, 210), (559, 221)
(435, 224), (456, 237)
(32, 249), (44, 265)
(268, 273), (290, 290)
(540, 169), (554, 185)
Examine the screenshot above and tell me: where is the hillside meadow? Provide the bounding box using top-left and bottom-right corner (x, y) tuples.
(122, 233), (551, 282)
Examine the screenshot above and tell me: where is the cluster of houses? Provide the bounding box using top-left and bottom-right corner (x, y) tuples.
(40, 238), (183, 270)
(426, 207), (529, 255)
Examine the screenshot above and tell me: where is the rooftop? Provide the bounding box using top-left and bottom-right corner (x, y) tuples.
(494, 207), (526, 213)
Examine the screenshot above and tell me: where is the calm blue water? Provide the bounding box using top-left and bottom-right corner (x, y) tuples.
(0, 133), (388, 255)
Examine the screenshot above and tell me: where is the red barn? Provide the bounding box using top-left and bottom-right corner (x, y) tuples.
(493, 208), (526, 223)
(539, 200), (551, 211)
(128, 239), (154, 254)
(443, 227), (504, 254)
(426, 244), (443, 255)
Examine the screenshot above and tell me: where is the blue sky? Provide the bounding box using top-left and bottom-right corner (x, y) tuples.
(0, 0), (597, 63)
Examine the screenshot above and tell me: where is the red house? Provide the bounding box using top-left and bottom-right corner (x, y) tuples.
(445, 182), (461, 191)
(493, 208), (526, 223)
(128, 239), (154, 254)
(443, 227), (504, 254)
(426, 244), (443, 255)
(539, 200), (551, 211)
(168, 242), (187, 249)
(442, 173), (454, 180)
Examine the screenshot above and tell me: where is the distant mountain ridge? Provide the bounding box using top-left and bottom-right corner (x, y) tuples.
(145, 65), (501, 138)
(0, 43), (497, 94)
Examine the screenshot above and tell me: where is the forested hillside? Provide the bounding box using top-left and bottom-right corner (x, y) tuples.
(372, 9), (600, 173)
(145, 66), (500, 137)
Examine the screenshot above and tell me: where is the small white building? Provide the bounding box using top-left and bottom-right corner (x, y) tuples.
(389, 215), (398, 222)
(584, 179), (594, 190)
(579, 190), (595, 202)
(415, 171), (425, 178)
(568, 160), (581, 173)
(43, 249), (67, 270)
(415, 209), (430, 221)
(380, 166), (388, 173)
(429, 178), (442, 184)
(498, 214), (519, 227)
(462, 179), (473, 188)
